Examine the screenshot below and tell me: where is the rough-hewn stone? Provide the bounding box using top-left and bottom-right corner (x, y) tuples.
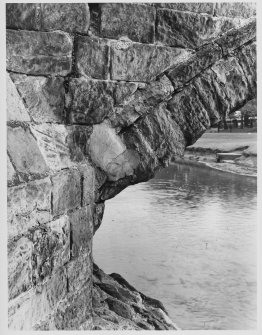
(66, 78), (137, 125)
(156, 9), (241, 48)
(6, 30), (73, 76)
(214, 2), (256, 18)
(7, 126), (49, 177)
(94, 3), (156, 44)
(166, 43), (222, 89)
(215, 18), (256, 55)
(6, 3), (41, 30)
(10, 74), (65, 123)
(69, 207), (93, 258)
(153, 3), (214, 14)
(51, 169), (81, 216)
(7, 73), (30, 122)
(110, 42), (192, 82)
(8, 267), (67, 330)
(7, 155), (18, 185)
(78, 163), (95, 206)
(41, 3), (90, 33)
(75, 36), (109, 79)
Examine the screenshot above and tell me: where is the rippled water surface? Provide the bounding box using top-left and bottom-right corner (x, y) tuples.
(94, 162), (257, 330)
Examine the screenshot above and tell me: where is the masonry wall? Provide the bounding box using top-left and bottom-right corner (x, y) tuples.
(6, 3), (256, 330)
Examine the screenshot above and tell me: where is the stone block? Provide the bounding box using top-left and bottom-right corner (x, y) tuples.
(110, 42), (191, 82)
(166, 43), (222, 89)
(41, 3), (90, 33)
(66, 78), (115, 125)
(7, 177), (51, 217)
(78, 163), (95, 206)
(6, 3), (41, 30)
(7, 126), (49, 177)
(6, 29), (72, 76)
(10, 74), (65, 123)
(97, 3), (156, 43)
(75, 36), (109, 79)
(69, 207), (93, 258)
(51, 169), (81, 216)
(93, 202), (105, 233)
(30, 216), (70, 284)
(156, 9), (241, 48)
(6, 73), (30, 122)
(214, 2), (256, 18)
(8, 266), (67, 330)
(66, 251), (92, 293)
(8, 237), (34, 300)
(89, 122), (140, 181)
(216, 18), (256, 55)
(154, 3), (214, 14)
(30, 124), (74, 171)
(7, 155), (18, 185)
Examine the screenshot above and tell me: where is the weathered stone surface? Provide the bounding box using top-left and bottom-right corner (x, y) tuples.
(214, 2), (256, 18)
(7, 155), (18, 185)
(6, 29), (72, 76)
(95, 3), (156, 43)
(66, 78), (137, 125)
(51, 169), (81, 216)
(7, 126), (49, 177)
(41, 3), (90, 33)
(8, 237), (33, 300)
(216, 18), (256, 55)
(10, 74), (65, 123)
(110, 42), (191, 82)
(6, 3), (41, 30)
(8, 267), (67, 330)
(156, 9), (241, 48)
(153, 3), (214, 14)
(93, 203), (105, 233)
(30, 124), (74, 171)
(236, 41), (256, 96)
(7, 178), (51, 216)
(89, 122), (140, 181)
(31, 216), (70, 284)
(75, 36), (109, 79)
(69, 207), (93, 258)
(77, 163), (95, 206)
(166, 43), (222, 89)
(7, 73), (30, 122)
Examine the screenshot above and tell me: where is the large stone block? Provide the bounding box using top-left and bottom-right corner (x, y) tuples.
(6, 73), (30, 122)
(156, 9), (241, 48)
(94, 3), (156, 43)
(6, 29), (73, 76)
(30, 124), (74, 171)
(68, 207), (93, 258)
(6, 3), (41, 30)
(110, 42), (191, 82)
(51, 169), (81, 216)
(214, 2), (256, 18)
(41, 3), (90, 33)
(215, 18), (256, 55)
(78, 163), (95, 206)
(153, 3), (214, 14)
(30, 216), (70, 284)
(75, 36), (109, 79)
(7, 126), (49, 177)
(10, 74), (65, 123)
(7, 177), (51, 217)
(166, 43), (222, 89)
(89, 122), (140, 181)
(8, 266), (67, 330)
(8, 237), (34, 300)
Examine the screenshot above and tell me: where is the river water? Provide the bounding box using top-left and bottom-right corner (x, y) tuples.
(94, 162), (257, 330)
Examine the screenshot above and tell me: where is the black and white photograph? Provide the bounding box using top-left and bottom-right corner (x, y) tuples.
(1, 1), (261, 333)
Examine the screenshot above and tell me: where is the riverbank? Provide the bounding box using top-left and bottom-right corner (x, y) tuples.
(178, 133), (257, 177)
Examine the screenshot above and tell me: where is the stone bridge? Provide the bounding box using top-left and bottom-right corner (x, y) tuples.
(6, 3), (256, 330)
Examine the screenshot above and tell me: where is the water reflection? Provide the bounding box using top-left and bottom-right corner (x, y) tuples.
(94, 162), (257, 330)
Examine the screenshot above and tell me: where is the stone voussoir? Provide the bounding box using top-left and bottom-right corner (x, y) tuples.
(92, 3), (156, 44)
(110, 41), (192, 82)
(6, 29), (73, 76)
(6, 3), (90, 33)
